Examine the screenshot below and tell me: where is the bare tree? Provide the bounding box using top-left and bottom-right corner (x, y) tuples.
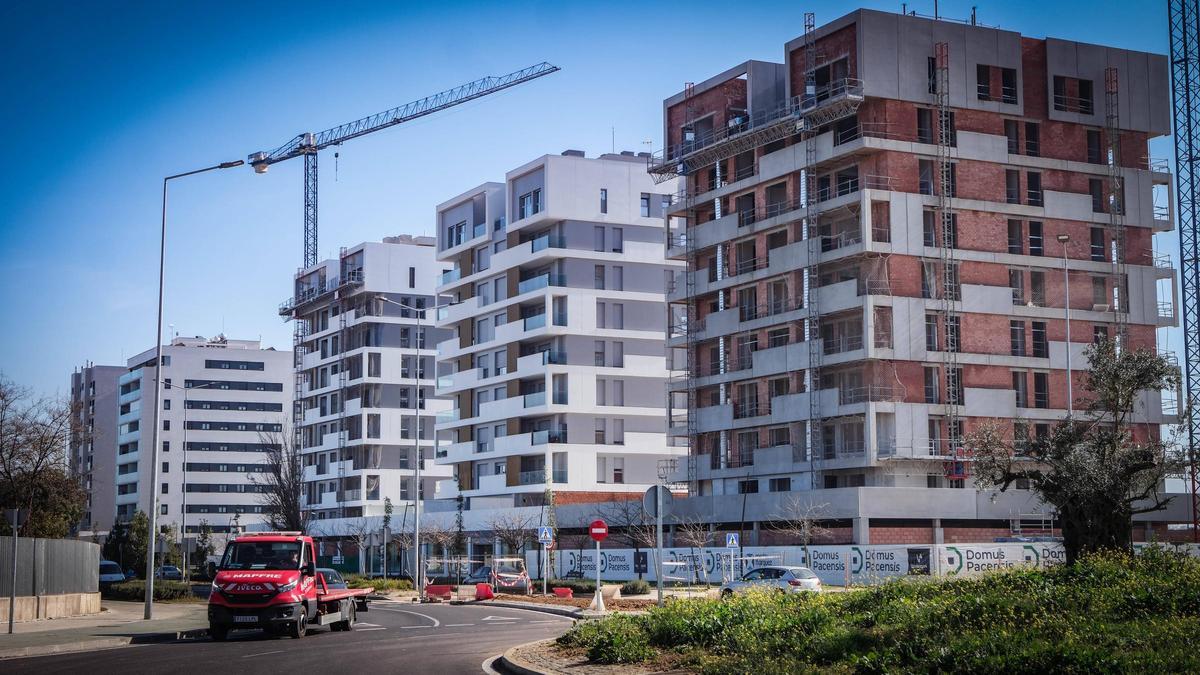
(598, 497), (657, 550)
(421, 520), (454, 576)
(250, 420), (308, 533)
(0, 377), (87, 538)
(487, 512), (537, 556)
(343, 517), (374, 575)
(673, 514), (713, 585)
(769, 496), (830, 566)
(970, 339), (1182, 563)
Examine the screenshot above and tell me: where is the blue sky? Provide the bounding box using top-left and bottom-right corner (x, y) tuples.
(0, 0), (1180, 398)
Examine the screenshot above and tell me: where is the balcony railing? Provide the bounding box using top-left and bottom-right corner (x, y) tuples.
(530, 233), (566, 252)
(518, 470), (568, 486)
(523, 391), (546, 408)
(839, 385), (900, 405)
(823, 333), (864, 355)
(532, 427), (568, 445)
(472, 222), (487, 239)
(733, 400), (768, 419)
(518, 273), (566, 295)
(440, 268), (462, 285)
(541, 349), (567, 365)
(523, 313), (547, 331)
(1053, 94), (1094, 115)
(436, 408), (460, 422)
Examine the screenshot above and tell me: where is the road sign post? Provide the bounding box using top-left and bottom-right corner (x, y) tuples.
(589, 519), (608, 612)
(6, 508), (28, 635)
(537, 526), (553, 596)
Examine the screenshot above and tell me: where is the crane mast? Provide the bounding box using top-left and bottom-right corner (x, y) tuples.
(250, 61), (560, 267)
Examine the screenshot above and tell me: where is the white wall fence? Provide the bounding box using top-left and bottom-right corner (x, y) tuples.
(524, 542), (1200, 586)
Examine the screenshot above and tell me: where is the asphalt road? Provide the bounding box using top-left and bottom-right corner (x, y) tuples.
(4, 601), (573, 674)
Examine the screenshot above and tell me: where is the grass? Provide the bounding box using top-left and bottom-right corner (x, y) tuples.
(558, 548), (1200, 673)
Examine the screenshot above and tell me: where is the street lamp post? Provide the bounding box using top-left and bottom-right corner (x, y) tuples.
(1057, 234), (1073, 416)
(376, 295), (451, 602)
(145, 159), (243, 620)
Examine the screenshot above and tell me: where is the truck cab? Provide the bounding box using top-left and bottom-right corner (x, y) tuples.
(207, 532), (367, 641)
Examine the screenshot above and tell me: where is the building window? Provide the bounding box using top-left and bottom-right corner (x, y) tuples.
(594, 226), (604, 252)
(1028, 221), (1043, 256)
(594, 341), (605, 366)
(163, 399), (171, 410)
(926, 314), (940, 352)
(919, 160), (934, 195)
(1010, 320), (1026, 356)
(917, 108), (934, 144)
(1013, 371), (1029, 407)
(1025, 122), (1040, 156)
(518, 189), (542, 219)
(928, 56), (938, 94)
(1008, 220), (1023, 254)
(768, 477), (791, 492)
(924, 366), (940, 404)
(1034, 372), (1050, 409)
(600, 188), (607, 214)
(976, 64), (992, 100)
(611, 227), (623, 253)
(1053, 76), (1094, 114)
(612, 266), (623, 291)
(1030, 271), (1046, 307)
(1009, 269), (1025, 305)
(1086, 129), (1103, 163)
(1027, 172), (1043, 206)
(640, 193), (650, 218)
(922, 210), (937, 247)
(162, 420), (170, 431)
(161, 482), (168, 494)
(1091, 227), (1106, 261)
(1004, 119), (1020, 154)
(1006, 170), (1021, 204)
(408, 267), (415, 288)
(1032, 321), (1048, 358)
(594, 265), (605, 290)
(1092, 277), (1108, 307)
(1090, 178), (1105, 212)
(1093, 325), (1109, 343)
(737, 479), (759, 494)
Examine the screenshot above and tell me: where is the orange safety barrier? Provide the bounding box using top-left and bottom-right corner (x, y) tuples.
(475, 583), (494, 600)
(425, 584), (453, 601)
(552, 587), (574, 599)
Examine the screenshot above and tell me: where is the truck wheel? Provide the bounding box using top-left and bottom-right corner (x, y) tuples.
(332, 601), (356, 631)
(290, 608), (307, 639)
(210, 624), (228, 642)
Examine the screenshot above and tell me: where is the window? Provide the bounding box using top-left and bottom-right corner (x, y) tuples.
(928, 56), (938, 94)
(612, 266), (623, 291)
(769, 477), (791, 492)
(162, 441), (169, 453)
(1027, 172), (1042, 206)
(917, 108), (934, 144)
(923, 210), (937, 247)
(613, 419), (625, 445)
(1091, 227), (1106, 261)
(518, 189), (542, 219)
(977, 64), (992, 100)
(738, 479), (759, 494)
(594, 226), (604, 252)
(161, 482), (169, 494)
(1092, 277), (1108, 306)
(919, 160), (934, 195)
(1034, 372), (1049, 408)
(594, 418), (606, 444)
(205, 359), (265, 371)
(1006, 220), (1024, 255)
(1002, 68), (1018, 104)
(600, 188), (607, 214)
(162, 420), (170, 431)
(640, 193), (650, 218)
(926, 314), (940, 352)
(612, 457), (624, 483)
(613, 379), (624, 405)
(1090, 178), (1105, 212)
(595, 380), (605, 406)
(1010, 320), (1027, 356)
(1025, 122), (1040, 156)
(596, 301), (606, 329)
(612, 303), (624, 329)
(1028, 221), (1043, 256)
(1030, 271), (1046, 307)
(1006, 170), (1021, 204)
(1093, 325), (1109, 343)
(1086, 129), (1103, 163)
(1013, 371), (1029, 407)
(612, 341), (624, 368)
(1054, 76), (1094, 114)
(1010, 269), (1024, 305)
(924, 366), (940, 404)
(769, 377), (789, 399)
(163, 399), (171, 410)
(1004, 119), (1020, 154)
(1032, 321), (1048, 358)
(408, 266), (415, 288)
(611, 227), (623, 253)
(594, 341), (605, 366)
(921, 260), (937, 299)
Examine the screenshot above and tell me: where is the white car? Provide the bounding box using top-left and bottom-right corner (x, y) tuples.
(99, 560), (126, 587)
(720, 565), (822, 596)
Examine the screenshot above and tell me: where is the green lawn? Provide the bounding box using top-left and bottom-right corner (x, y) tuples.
(558, 548), (1200, 673)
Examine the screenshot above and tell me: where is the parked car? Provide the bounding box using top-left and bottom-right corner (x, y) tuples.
(463, 566), (493, 585)
(317, 568), (347, 589)
(154, 565), (183, 581)
(99, 560), (126, 587)
(720, 566), (821, 596)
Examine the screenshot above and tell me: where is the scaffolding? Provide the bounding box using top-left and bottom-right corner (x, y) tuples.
(1104, 68), (1129, 342)
(1169, 0), (1200, 541)
(803, 12), (825, 488)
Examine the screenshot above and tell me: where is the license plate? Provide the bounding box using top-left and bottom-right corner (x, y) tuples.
(234, 615), (258, 623)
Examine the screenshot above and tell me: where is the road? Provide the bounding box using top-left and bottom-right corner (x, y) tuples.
(3, 601), (573, 674)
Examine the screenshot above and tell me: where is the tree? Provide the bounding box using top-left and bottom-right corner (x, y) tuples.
(487, 512), (537, 556)
(343, 518), (374, 575)
(0, 377), (88, 538)
(103, 520), (130, 567)
(191, 519), (215, 567)
(250, 422), (308, 533)
(126, 510), (150, 575)
(768, 497), (830, 566)
(452, 495), (466, 556)
(674, 514), (712, 585)
(969, 340), (1183, 563)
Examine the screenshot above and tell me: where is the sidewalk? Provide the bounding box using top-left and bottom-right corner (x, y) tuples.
(0, 600), (208, 660)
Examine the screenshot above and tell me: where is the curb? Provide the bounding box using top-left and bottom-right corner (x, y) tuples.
(498, 638), (558, 675)
(0, 627), (209, 661)
(454, 599), (584, 619)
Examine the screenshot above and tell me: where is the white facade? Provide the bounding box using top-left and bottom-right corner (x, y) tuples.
(70, 364), (124, 536)
(116, 336), (292, 537)
(286, 235), (453, 525)
(433, 151), (684, 510)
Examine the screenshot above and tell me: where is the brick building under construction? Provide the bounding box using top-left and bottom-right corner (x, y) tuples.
(653, 8), (1188, 545)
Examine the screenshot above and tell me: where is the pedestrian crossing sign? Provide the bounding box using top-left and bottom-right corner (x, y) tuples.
(538, 526), (553, 544)
(726, 533), (739, 548)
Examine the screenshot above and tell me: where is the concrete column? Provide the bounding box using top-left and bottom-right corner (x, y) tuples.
(853, 517), (870, 545)
(751, 520), (761, 546)
(933, 518), (945, 545)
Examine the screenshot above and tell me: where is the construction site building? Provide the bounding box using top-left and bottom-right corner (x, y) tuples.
(655, 8), (1186, 545)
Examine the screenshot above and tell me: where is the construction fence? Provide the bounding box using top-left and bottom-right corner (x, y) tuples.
(0, 536), (100, 597)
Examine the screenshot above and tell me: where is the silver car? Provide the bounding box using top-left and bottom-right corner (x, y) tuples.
(720, 565), (822, 596)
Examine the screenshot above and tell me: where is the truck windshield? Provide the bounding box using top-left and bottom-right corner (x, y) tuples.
(220, 541), (302, 571)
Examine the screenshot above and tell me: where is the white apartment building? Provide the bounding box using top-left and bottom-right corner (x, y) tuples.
(70, 363), (125, 536)
(433, 150), (684, 510)
(283, 235), (452, 525)
(114, 335), (292, 538)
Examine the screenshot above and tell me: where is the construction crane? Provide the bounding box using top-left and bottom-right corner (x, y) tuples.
(1169, 0), (1199, 541)
(248, 61), (560, 268)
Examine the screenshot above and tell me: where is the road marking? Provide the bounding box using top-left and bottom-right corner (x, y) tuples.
(400, 625), (433, 629)
(357, 627), (386, 631)
(529, 620), (561, 624)
(373, 607), (441, 627)
(481, 615), (518, 621)
(242, 650), (284, 658)
(444, 623), (474, 627)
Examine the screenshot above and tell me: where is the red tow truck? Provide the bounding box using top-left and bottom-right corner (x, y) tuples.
(208, 532), (369, 641)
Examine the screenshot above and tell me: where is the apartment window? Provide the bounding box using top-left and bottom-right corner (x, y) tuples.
(977, 64), (992, 99)
(1090, 178), (1105, 212)
(162, 420), (170, 431)
(919, 160), (934, 195)
(1053, 76), (1094, 114)
(1030, 271), (1046, 307)
(738, 479), (759, 495)
(1032, 321), (1048, 358)
(924, 366), (940, 404)
(922, 210), (937, 247)
(613, 380), (625, 405)
(553, 295), (567, 326)
(1034, 372), (1050, 409)
(1004, 119), (1020, 154)
(1091, 227), (1106, 261)
(1027, 172), (1043, 206)
(1013, 371), (1029, 407)
(769, 377), (789, 399)
(1025, 122), (1040, 156)
(594, 265), (605, 290)
(1010, 320), (1027, 356)
(594, 418), (606, 444)
(926, 313), (940, 352)
(613, 419), (625, 445)
(594, 340), (605, 366)
(612, 341), (624, 368)
(769, 477), (791, 492)
(1093, 325), (1109, 343)
(518, 189), (542, 219)
(612, 303), (624, 329)
(928, 56), (938, 94)
(596, 301), (606, 329)
(1007, 220), (1023, 254)
(408, 266), (416, 288)
(917, 108), (934, 144)
(640, 193), (650, 218)
(767, 327), (790, 348)
(1092, 277), (1108, 306)
(163, 399), (171, 410)
(1086, 129), (1103, 163)
(594, 226), (605, 252)
(1028, 221), (1044, 256)
(1009, 269), (1024, 305)
(1006, 170), (1020, 204)
(595, 380), (606, 406)
(162, 441), (169, 453)
(612, 227), (623, 253)
(599, 188), (608, 214)
(612, 266), (623, 291)
(922, 260), (937, 299)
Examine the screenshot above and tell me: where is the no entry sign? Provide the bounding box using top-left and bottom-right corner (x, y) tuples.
(589, 519), (609, 542)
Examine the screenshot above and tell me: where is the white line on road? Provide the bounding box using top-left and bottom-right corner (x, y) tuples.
(242, 650), (284, 658)
(444, 623), (474, 627)
(400, 625), (433, 629)
(356, 627), (386, 631)
(372, 607), (442, 627)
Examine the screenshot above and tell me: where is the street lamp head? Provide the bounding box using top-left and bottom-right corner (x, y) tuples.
(218, 160), (245, 169)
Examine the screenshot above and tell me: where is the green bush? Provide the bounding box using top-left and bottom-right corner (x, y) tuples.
(344, 575), (413, 592)
(558, 548), (1200, 671)
(548, 578), (596, 595)
(620, 580), (650, 596)
(102, 580), (193, 602)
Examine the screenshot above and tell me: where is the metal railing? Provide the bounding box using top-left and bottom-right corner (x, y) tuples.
(523, 313), (547, 331)
(1157, 300), (1175, 319)
(518, 470), (568, 485)
(530, 233), (566, 252)
(1053, 94), (1095, 115)
(733, 400), (769, 419)
(531, 427), (568, 445)
(823, 333), (864, 355)
(517, 273), (566, 295)
(523, 391), (546, 408)
(541, 349), (567, 365)
(839, 385), (900, 405)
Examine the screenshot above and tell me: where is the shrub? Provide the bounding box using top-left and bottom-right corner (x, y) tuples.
(102, 580), (193, 602)
(561, 615), (653, 664)
(344, 575), (413, 592)
(620, 580), (650, 596)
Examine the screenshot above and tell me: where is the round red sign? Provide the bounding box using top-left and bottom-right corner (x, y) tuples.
(589, 519), (608, 542)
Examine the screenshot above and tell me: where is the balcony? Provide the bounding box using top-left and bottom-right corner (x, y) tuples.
(279, 269), (364, 316)
(523, 391), (546, 408)
(529, 233), (566, 253)
(823, 333), (864, 355)
(541, 349), (567, 365)
(518, 273), (566, 295)
(440, 268), (462, 286)
(518, 469), (568, 486)
(531, 426), (568, 445)
(523, 313), (547, 331)
(436, 408), (460, 423)
(838, 385), (900, 405)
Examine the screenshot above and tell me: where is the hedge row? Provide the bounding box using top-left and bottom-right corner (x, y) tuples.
(101, 580), (193, 602)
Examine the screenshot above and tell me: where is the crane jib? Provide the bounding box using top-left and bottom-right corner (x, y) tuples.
(250, 62), (559, 167)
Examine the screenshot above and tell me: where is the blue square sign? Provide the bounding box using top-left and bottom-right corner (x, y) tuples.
(726, 533), (739, 548)
(538, 526), (553, 544)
